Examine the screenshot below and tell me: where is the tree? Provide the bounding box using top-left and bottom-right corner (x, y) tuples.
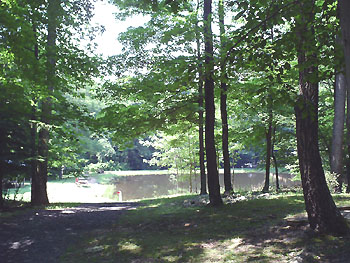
(330, 42), (346, 191)
(271, 127), (280, 190)
(218, 0), (232, 194)
(1, 0), (102, 205)
(203, 0), (222, 206)
(339, 0), (350, 193)
(338, 0), (350, 91)
(195, 0), (207, 195)
(31, 0), (61, 206)
(262, 97), (273, 193)
(0, 1), (36, 206)
(294, 0), (348, 235)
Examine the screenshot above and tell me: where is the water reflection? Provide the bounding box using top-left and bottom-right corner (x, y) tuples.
(110, 172), (300, 201)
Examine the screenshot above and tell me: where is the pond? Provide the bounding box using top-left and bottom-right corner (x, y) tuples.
(110, 172), (300, 201)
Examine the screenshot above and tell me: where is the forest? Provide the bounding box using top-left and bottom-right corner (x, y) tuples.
(1, 0), (350, 240)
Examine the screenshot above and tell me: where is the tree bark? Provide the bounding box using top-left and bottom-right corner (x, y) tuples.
(32, 0), (60, 205)
(0, 162), (3, 209)
(346, 88), (350, 193)
(196, 0), (207, 195)
(271, 127), (279, 191)
(30, 104), (40, 204)
(331, 65), (346, 192)
(30, 22), (40, 205)
(262, 102), (273, 193)
(346, 76), (350, 193)
(219, 0), (232, 194)
(203, 0), (222, 206)
(339, 0), (350, 193)
(294, 1), (348, 235)
(338, 0), (350, 93)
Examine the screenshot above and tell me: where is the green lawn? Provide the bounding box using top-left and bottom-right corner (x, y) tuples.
(60, 193), (350, 263)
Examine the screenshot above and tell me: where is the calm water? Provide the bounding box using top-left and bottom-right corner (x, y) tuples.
(111, 172), (300, 201)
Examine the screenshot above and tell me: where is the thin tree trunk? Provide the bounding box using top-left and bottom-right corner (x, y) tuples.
(346, 88), (350, 193)
(196, 0), (207, 195)
(188, 133), (193, 193)
(295, 1), (348, 235)
(331, 64), (346, 192)
(219, 0), (232, 194)
(31, 24), (39, 195)
(0, 162), (3, 208)
(262, 103), (273, 193)
(346, 80), (350, 193)
(339, 0), (350, 193)
(30, 104), (39, 203)
(203, 0), (222, 206)
(232, 151), (235, 190)
(271, 127), (279, 191)
(339, 0), (350, 93)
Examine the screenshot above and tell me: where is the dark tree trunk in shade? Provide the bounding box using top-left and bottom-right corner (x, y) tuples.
(219, 0), (232, 194)
(339, 0), (350, 193)
(331, 36), (346, 192)
(294, 1), (348, 235)
(271, 127), (279, 190)
(339, 0), (350, 96)
(346, 90), (350, 193)
(346, 83), (350, 193)
(203, 0), (222, 206)
(32, 0), (61, 205)
(346, 96), (350, 193)
(262, 106), (272, 193)
(331, 69), (346, 192)
(30, 104), (40, 204)
(31, 24), (40, 204)
(0, 162), (3, 208)
(196, 0), (207, 195)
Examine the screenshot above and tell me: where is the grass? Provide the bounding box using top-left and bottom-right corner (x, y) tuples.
(60, 193), (350, 263)
(0, 200), (80, 218)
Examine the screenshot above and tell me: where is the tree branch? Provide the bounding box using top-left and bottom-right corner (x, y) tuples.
(224, 0), (298, 64)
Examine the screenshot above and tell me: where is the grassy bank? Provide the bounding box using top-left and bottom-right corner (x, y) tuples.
(61, 193), (350, 263)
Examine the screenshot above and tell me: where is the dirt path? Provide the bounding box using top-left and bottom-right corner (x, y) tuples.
(0, 202), (138, 263)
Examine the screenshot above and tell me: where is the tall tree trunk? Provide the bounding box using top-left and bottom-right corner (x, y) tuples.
(271, 127), (279, 191)
(203, 0), (222, 206)
(294, 1), (348, 235)
(0, 162), (3, 209)
(262, 107), (272, 193)
(331, 64), (346, 192)
(232, 151), (235, 189)
(346, 89), (350, 193)
(32, 0), (60, 205)
(196, 0), (207, 195)
(30, 104), (40, 203)
(188, 133), (193, 193)
(339, 0), (350, 193)
(219, 0), (232, 194)
(346, 81), (350, 193)
(339, 0), (350, 92)
(30, 23), (40, 204)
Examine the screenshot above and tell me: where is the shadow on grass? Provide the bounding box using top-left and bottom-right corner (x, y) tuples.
(0, 202), (139, 263)
(59, 194), (350, 262)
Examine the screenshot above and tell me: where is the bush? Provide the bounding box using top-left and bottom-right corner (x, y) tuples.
(85, 161), (120, 173)
(325, 171), (340, 193)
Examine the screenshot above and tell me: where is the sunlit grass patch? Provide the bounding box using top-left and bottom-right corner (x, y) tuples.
(118, 241), (142, 254)
(62, 193), (322, 263)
